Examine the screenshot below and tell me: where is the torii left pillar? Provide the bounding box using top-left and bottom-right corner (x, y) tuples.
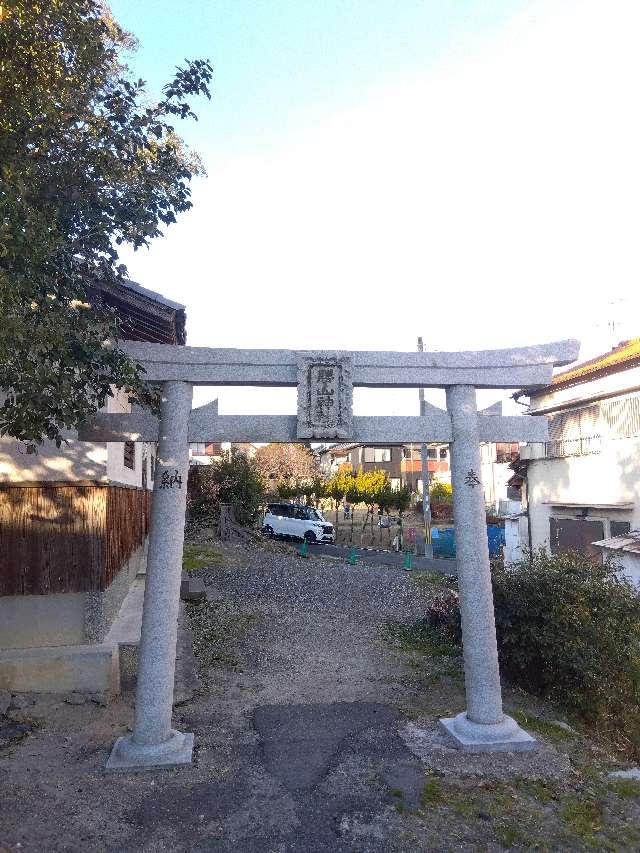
(107, 381), (194, 770)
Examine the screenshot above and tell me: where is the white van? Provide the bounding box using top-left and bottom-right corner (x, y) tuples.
(262, 503), (335, 543)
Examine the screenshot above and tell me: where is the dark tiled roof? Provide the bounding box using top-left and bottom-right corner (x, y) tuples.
(88, 278), (186, 345)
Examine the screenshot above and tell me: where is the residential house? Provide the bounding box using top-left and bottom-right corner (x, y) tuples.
(188, 441), (261, 465)
(516, 338), (640, 569)
(0, 279), (186, 693)
(189, 442), (224, 465)
(480, 442), (521, 512)
(319, 443), (450, 492)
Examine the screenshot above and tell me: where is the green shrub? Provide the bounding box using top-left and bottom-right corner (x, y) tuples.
(187, 450), (265, 526)
(186, 465), (220, 518)
(493, 550), (640, 736)
(423, 549), (640, 747)
(429, 481), (453, 503)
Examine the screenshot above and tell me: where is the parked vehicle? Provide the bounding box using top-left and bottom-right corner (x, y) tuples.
(262, 503), (335, 543)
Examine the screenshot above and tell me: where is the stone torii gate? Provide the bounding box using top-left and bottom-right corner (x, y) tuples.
(80, 339), (579, 770)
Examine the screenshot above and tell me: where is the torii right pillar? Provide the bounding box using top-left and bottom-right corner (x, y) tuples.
(440, 385), (536, 751)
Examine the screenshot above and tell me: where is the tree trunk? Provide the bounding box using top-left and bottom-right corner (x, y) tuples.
(360, 508), (368, 546)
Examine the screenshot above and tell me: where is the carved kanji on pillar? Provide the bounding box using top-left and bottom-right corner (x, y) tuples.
(297, 354), (353, 439)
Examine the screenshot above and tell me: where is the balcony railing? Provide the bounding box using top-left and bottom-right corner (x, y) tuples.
(544, 435), (603, 458)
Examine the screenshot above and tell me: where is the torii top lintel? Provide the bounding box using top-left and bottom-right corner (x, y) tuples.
(79, 339), (580, 445)
(120, 339), (579, 390)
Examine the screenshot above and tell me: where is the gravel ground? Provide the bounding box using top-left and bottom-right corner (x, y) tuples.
(1, 538), (639, 852)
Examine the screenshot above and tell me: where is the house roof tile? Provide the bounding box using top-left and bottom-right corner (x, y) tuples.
(527, 338), (640, 397)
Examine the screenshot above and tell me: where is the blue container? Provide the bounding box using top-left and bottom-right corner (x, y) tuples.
(487, 524), (506, 558)
(432, 527), (456, 559)
(432, 525), (505, 559)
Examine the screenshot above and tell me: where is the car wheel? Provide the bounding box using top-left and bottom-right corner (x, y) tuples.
(263, 525), (274, 537)
(304, 530), (317, 543)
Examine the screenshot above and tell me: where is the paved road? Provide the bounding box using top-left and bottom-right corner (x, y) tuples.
(306, 541), (457, 574)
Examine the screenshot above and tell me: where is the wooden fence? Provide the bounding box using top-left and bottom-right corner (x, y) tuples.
(0, 483), (151, 596)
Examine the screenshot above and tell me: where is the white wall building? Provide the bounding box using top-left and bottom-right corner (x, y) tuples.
(0, 386), (156, 489)
(518, 339), (640, 568)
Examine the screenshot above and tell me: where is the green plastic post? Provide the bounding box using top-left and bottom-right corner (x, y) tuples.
(403, 550), (412, 571)
(347, 546), (357, 566)
(298, 540), (309, 558)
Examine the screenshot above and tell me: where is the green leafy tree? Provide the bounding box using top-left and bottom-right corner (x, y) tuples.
(302, 477), (326, 507)
(325, 469), (354, 536)
(345, 480), (361, 542)
(355, 469), (390, 543)
(430, 481), (453, 502)
(276, 482), (296, 501)
(0, 1), (212, 444)
(390, 485), (412, 517)
(187, 450), (265, 527)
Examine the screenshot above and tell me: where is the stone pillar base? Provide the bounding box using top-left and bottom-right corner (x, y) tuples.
(439, 712), (537, 753)
(106, 729), (194, 772)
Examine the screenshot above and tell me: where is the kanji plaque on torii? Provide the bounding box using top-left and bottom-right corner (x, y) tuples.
(296, 353), (353, 439)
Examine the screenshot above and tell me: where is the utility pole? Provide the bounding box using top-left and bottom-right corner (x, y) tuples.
(418, 336), (433, 558)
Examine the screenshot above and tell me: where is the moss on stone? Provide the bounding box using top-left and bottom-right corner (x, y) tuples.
(510, 710), (576, 743)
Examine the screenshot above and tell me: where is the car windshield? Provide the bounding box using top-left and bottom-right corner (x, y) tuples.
(308, 508), (324, 521)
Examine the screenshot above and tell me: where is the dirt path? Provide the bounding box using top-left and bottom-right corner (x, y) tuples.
(1, 540), (638, 851)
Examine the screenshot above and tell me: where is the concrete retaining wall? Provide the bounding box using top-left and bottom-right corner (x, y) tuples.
(0, 539), (147, 650)
(0, 644), (120, 694)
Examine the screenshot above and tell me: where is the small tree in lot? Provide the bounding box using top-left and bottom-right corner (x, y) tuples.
(325, 469), (354, 538)
(376, 487), (394, 546)
(430, 480), (453, 520)
(345, 481), (361, 542)
(376, 485), (412, 547)
(355, 469), (390, 544)
(254, 443), (318, 489)
(300, 477), (326, 507)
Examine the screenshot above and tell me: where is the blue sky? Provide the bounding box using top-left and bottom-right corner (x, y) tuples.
(108, 1), (640, 416)
(110, 0), (525, 156)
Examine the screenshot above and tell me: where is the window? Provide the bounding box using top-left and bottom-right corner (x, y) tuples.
(601, 394), (640, 438)
(141, 448), (148, 490)
(439, 447), (448, 460)
(124, 441), (135, 470)
(150, 454), (155, 481)
(190, 443), (206, 455)
(364, 447), (391, 463)
(495, 443), (519, 464)
(610, 520), (631, 538)
(390, 478), (401, 490)
(403, 447), (421, 460)
(546, 405), (604, 458)
(427, 448), (437, 459)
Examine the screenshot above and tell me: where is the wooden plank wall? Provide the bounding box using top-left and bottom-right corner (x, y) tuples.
(104, 487), (151, 590)
(0, 484), (151, 596)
